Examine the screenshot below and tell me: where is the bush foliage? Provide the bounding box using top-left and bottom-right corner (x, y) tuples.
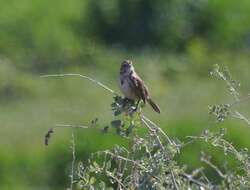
(1, 0), (250, 71)
(46, 65), (250, 189)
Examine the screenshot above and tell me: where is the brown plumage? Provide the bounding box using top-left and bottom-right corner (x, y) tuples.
(119, 60), (161, 113)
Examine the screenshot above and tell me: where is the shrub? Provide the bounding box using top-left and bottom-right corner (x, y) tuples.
(45, 65), (250, 189)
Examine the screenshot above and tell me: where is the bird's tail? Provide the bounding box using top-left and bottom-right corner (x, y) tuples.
(147, 98), (161, 114)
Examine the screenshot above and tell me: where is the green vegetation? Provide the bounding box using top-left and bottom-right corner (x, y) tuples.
(1, 0), (250, 189)
(45, 65), (250, 189)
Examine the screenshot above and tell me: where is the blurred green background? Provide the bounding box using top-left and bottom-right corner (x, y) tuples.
(1, 0), (250, 189)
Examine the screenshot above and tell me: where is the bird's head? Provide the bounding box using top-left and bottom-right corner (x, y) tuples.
(120, 60), (134, 75)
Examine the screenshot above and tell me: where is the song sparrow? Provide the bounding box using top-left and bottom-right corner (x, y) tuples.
(119, 60), (161, 113)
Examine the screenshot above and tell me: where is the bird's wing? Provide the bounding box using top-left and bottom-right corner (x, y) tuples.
(129, 73), (149, 103)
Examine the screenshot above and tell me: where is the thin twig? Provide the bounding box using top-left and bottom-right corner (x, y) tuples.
(186, 135), (238, 156)
(232, 111), (250, 127)
(213, 66), (240, 102)
(230, 94), (250, 107)
(105, 170), (127, 190)
(170, 170), (179, 190)
(93, 165), (127, 190)
(55, 124), (89, 129)
(69, 132), (76, 190)
(180, 173), (210, 189)
(103, 150), (148, 171)
(201, 155), (226, 179)
(41, 73), (117, 95)
(141, 114), (173, 145)
(200, 170), (212, 187)
(102, 150), (162, 182)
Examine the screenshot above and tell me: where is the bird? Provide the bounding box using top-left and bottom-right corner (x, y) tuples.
(119, 60), (161, 113)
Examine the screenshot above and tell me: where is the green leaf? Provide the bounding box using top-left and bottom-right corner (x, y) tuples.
(114, 110), (121, 116)
(106, 160), (111, 170)
(99, 181), (106, 189)
(111, 120), (122, 127)
(89, 177), (96, 185)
